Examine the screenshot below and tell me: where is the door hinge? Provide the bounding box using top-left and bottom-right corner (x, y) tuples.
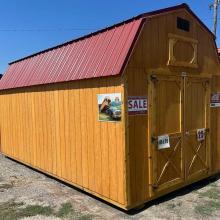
(152, 184), (158, 190)
(150, 75), (158, 83)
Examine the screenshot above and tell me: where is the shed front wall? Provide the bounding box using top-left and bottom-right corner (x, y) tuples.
(125, 8), (220, 208)
(211, 76), (220, 172)
(0, 76), (127, 208)
(129, 8), (219, 74)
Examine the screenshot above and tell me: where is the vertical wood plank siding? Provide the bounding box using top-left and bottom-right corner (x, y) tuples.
(0, 76), (126, 206)
(124, 8), (220, 207)
(211, 76), (220, 172)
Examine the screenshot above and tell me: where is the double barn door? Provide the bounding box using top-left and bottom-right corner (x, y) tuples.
(150, 74), (211, 192)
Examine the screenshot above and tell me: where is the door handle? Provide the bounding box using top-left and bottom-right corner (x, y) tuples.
(185, 128), (209, 135)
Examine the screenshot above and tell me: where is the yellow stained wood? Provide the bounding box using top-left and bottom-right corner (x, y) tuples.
(68, 84), (77, 183)
(80, 83), (89, 189)
(63, 87), (71, 181)
(100, 78), (110, 199)
(58, 85), (67, 180)
(0, 77), (125, 207)
(211, 76), (220, 172)
(86, 79), (95, 192)
(93, 82), (102, 195)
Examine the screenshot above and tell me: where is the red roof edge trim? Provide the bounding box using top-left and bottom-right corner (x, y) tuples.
(118, 18), (146, 77)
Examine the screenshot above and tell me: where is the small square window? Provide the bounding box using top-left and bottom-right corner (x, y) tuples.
(177, 17), (190, 32)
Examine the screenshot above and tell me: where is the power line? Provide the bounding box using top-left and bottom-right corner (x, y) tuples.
(0, 28), (98, 32)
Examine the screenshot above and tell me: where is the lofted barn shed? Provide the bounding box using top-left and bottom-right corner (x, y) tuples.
(0, 4), (220, 210)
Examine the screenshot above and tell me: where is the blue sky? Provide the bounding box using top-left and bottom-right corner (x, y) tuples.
(0, 1), (218, 74)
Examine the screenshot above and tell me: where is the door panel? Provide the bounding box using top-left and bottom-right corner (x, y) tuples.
(185, 78), (210, 179)
(151, 76), (184, 191)
(150, 75), (211, 193)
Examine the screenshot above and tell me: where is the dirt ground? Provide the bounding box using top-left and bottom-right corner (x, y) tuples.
(1, 154), (220, 220)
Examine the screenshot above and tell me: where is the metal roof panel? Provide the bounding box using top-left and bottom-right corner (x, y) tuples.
(0, 18), (143, 90)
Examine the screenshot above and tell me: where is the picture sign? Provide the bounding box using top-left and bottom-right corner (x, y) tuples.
(197, 128), (206, 142)
(128, 96), (147, 115)
(158, 135), (170, 150)
(211, 92), (220, 107)
(97, 93), (122, 122)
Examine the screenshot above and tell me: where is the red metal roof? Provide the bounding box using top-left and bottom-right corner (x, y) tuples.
(0, 3), (215, 90)
(0, 18), (144, 90)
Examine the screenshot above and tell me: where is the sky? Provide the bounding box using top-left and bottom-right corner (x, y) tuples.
(0, 0), (218, 74)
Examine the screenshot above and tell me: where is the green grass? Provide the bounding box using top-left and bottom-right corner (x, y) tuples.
(56, 202), (74, 217)
(19, 205), (54, 218)
(195, 200), (220, 216)
(0, 201), (93, 220)
(195, 187), (220, 216)
(197, 187), (220, 200)
(0, 201), (24, 220)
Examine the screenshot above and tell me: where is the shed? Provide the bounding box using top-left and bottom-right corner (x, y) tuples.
(0, 3), (220, 210)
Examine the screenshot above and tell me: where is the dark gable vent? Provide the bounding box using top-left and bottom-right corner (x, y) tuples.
(177, 17), (190, 32)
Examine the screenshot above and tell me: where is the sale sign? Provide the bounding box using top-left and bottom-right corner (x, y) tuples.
(128, 96), (147, 115)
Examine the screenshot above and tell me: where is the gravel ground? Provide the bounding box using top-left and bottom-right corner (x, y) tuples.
(1, 153), (220, 220)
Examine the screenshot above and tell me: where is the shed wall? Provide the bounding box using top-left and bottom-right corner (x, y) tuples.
(0, 76), (127, 207)
(125, 8), (220, 207)
(129, 9), (219, 74)
(124, 67), (149, 207)
(211, 76), (220, 172)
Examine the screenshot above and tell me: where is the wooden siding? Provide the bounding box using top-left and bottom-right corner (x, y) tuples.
(0, 76), (126, 207)
(125, 8), (220, 207)
(211, 76), (220, 172)
(128, 8), (219, 75)
(124, 67), (149, 206)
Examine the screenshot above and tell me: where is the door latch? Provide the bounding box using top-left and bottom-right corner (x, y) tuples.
(151, 136), (157, 143)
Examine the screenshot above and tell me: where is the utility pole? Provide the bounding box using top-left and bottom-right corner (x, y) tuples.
(210, 0), (220, 36)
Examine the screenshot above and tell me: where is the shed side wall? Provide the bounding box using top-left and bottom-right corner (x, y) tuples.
(0, 76), (126, 207)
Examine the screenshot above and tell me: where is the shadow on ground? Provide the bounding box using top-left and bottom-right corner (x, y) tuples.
(127, 173), (220, 215)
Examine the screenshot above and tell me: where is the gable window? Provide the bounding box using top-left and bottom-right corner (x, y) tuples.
(177, 17), (190, 32)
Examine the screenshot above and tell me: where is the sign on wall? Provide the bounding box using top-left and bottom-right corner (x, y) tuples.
(158, 135), (170, 150)
(97, 93), (122, 122)
(197, 128), (206, 142)
(128, 96), (147, 115)
(211, 92), (220, 107)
